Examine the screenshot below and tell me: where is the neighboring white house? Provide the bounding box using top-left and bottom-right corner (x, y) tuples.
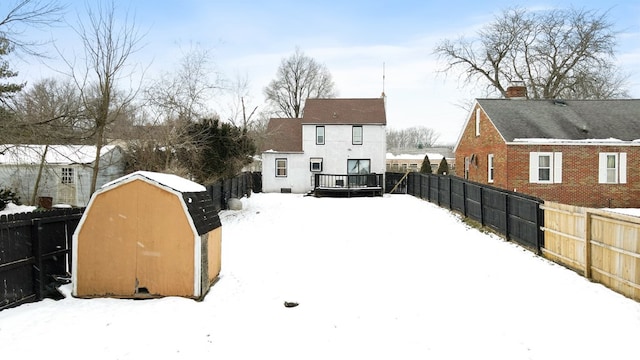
(0, 144), (125, 207)
(261, 98), (387, 194)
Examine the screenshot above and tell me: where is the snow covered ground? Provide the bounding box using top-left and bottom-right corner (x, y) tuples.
(1, 193), (639, 359)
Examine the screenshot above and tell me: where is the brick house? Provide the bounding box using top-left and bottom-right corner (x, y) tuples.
(454, 89), (640, 207)
(261, 98), (387, 194)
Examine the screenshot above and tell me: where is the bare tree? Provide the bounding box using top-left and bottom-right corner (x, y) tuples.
(0, 0), (66, 56)
(62, 0), (145, 194)
(387, 126), (440, 151)
(137, 45), (220, 173)
(264, 47), (336, 118)
(225, 72), (259, 129)
(0, 0), (66, 143)
(434, 7), (628, 99)
(14, 78), (83, 141)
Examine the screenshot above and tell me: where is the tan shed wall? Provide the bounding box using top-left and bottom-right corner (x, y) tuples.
(207, 227), (222, 282)
(76, 179), (195, 298)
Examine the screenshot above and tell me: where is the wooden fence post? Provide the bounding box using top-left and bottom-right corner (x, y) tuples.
(32, 219), (44, 301)
(584, 211), (592, 279)
(504, 194), (510, 241)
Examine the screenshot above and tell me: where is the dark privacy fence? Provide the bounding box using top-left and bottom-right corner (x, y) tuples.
(206, 172), (254, 212)
(0, 208), (83, 311)
(1, 172), (254, 311)
(405, 172), (544, 252)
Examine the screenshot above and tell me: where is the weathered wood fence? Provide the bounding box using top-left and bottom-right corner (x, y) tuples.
(0, 208), (83, 311)
(541, 202), (640, 301)
(406, 173), (544, 252)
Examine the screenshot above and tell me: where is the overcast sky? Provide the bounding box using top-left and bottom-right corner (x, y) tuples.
(5, 0), (640, 144)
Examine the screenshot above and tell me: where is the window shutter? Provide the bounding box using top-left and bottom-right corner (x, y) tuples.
(619, 152), (627, 184)
(598, 153), (608, 183)
(553, 152), (562, 183)
(529, 152), (537, 183)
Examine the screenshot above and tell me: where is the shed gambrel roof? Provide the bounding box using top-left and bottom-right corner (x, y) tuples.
(303, 98), (386, 125)
(477, 99), (640, 142)
(101, 171), (220, 236)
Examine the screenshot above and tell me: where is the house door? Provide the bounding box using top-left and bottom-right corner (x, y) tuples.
(56, 167), (77, 205)
(347, 159), (370, 186)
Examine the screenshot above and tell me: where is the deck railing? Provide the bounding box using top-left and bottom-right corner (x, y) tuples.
(314, 173), (383, 190)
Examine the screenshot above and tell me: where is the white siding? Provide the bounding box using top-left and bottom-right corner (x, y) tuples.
(261, 124), (386, 194)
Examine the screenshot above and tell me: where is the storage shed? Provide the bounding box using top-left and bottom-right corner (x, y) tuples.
(72, 171), (222, 300)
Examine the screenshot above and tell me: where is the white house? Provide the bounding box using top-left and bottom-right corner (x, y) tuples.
(0, 144), (125, 207)
(261, 98), (387, 194)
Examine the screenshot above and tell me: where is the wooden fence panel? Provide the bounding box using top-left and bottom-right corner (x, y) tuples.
(0, 217), (35, 310)
(438, 177), (451, 208)
(450, 178), (465, 215)
(464, 183), (483, 224)
(540, 203), (586, 272)
(541, 202), (640, 301)
(0, 209), (82, 311)
(482, 188), (508, 235)
(590, 212), (640, 301)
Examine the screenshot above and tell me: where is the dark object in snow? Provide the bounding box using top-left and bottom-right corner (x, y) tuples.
(284, 301), (299, 308)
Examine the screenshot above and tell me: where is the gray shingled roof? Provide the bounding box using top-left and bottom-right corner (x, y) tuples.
(303, 98), (386, 125)
(477, 99), (640, 142)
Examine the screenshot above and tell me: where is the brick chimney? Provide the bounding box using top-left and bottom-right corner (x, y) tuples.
(506, 82), (527, 99)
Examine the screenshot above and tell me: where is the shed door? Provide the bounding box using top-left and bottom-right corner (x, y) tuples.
(76, 180), (195, 298)
(134, 185), (194, 297)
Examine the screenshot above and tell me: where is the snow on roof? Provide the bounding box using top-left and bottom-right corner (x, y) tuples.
(511, 138), (640, 144)
(102, 170), (206, 193)
(386, 152), (449, 160)
(0, 144), (119, 165)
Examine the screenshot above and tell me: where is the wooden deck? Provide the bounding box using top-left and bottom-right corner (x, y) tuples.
(313, 174), (384, 197)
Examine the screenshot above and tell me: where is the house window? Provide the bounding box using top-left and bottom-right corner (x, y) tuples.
(316, 126), (325, 145)
(464, 157), (470, 179)
(487, 154), (494, 183)
(475, 109), (481, 137)
(347, 159), (370, 174)
(352, 126), (363, 145)
(62, 167), (74, 184)
(529, 152), (562, 184)
(310, 158), (323, 172)
(276, 158), (287, 177)
(538, 155), (551, 181)
(599, 153), (627, 184)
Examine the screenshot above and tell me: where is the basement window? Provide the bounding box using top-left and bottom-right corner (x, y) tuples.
(310, 158), (323, 172)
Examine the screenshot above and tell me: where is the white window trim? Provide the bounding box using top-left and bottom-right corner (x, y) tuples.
(316, 126), (325, 145)
(487, 154), (494, 183)
(276, 158), (287, 177)
(352, 125), (363, 145)
(529, 152), (562, 184)
(599, 152), (627, 184)
(475, 109), (480, 137)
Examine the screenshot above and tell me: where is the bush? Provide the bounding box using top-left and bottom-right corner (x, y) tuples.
(0, 188), (21, 211)
(437, 157), (450, 175)
(419, 154), (432, 174)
